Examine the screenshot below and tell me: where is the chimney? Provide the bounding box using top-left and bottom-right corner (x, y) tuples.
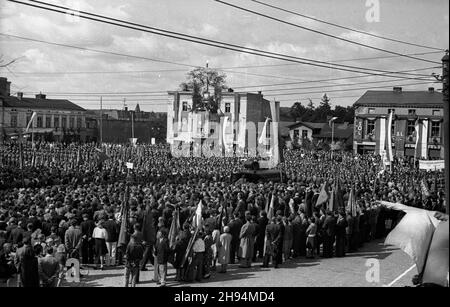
(0, 77), (11, 97)
(428, 87), (435, 93)
(17, 92), (23, 100)
(393, 87), (402, 93)
(35, 93), (46, 99)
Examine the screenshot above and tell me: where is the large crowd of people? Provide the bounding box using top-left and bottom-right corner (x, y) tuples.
(0, 141), (445, 287)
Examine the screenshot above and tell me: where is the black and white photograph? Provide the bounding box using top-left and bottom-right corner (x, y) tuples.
(0, 0), (448, 294)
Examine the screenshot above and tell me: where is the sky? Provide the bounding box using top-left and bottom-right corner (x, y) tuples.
(0, 0), (448, 112)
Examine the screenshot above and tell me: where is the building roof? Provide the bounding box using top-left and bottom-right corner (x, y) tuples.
(288, 121), (326, 130)
(2, 95), (86, 112)
(354, 90), (443, 108)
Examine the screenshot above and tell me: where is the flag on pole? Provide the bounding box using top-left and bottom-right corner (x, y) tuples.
(346, 188), (357, 217)
(421, 179), (431, 198)
(168, 208), (181, 249)
(327, 187), (335, 212)
(315, 182), (330, 208)
(25, 112), (37, 133)
(263, 193), (275, 256)
(192, 200), (203, 230)
(259, 118), (270, 145)
(334, 179), (345, 210)
(380, 201), (441, 275)
(118, 186), (129, 248)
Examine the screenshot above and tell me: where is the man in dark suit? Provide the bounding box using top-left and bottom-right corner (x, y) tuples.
(9, 220), (25, 248)
(80, 213), (95, 265)
(227, 213), (243, 264)
(261, 217), (283, 268)
(255, 211), (268, 259)
(64, 219), (82, 260)
(322, 211), (336, 258)
(38, 247), (59, 287)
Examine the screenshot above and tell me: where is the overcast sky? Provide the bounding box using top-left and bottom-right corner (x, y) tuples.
(0, 0), (448, 112)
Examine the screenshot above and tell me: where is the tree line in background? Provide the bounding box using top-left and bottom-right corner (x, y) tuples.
(282, 94), (355, 123)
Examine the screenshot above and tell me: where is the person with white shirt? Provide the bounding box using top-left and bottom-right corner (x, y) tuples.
(92, 220), (108, 270)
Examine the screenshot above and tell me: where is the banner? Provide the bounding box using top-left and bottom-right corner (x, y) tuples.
(354, 117), (363, 142)
(394, 120), (406, 157)
(151, 138), (156, 145)
(419, 160), (444, 171)
(126, 162), (134, 169)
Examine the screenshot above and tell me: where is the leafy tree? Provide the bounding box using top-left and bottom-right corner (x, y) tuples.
(180, 67), (227, 112)
(290, 101), (306, 121)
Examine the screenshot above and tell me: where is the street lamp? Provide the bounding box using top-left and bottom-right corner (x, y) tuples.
(329, 117), (338, 159)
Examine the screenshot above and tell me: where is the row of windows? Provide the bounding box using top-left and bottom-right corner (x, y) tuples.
(367, 108), (441, 116)
(365, 120), (441, 138)
(181, 101), (232, 113)
(10, 115), (83, 129)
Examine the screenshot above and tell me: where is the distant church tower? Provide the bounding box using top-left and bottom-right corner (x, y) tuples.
(135, 103), (141, 113)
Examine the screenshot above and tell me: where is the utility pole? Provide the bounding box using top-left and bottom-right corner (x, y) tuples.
(100, 96), (103, 145)
(441, 52), (449, 214)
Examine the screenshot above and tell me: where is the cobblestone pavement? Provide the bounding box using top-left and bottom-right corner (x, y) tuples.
(66, 239), (416, 288)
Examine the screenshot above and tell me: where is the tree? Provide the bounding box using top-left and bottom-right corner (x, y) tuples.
(290, 101), (306, 122)
(180, 67), (227, 112)
(307, 98), (315, 110)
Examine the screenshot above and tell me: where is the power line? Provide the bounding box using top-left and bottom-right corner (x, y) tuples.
(2, 51), (442, 75)
(214, 0), (442, 65)
(234, 66), (439, 89)
(263, 81), (438, 97)
(8, 0), (437, 80)
(250, 0), (446, 52)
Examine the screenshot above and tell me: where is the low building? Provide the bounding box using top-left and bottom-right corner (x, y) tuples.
(87, 105), (167, 144)
(0, 77), (87, 143)
(353, 87), (444, 159)
(288, 121), (354, 150)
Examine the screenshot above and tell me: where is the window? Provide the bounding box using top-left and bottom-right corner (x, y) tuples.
(368, 108), (375, 114)
(182, 101), (188, 112)
(61, 117), (67, 128)
(293, 130), (299, 139)
(77, 117), (82, 129)
(69, 117), (75, 129)
(366, 120), (375, 136)
(225, 103), (231, 113)
(45, 116), (51, 128)
(407, 120), (415, 137)
(302, 130), (308, 139)
(408, 109), (416, 116)
(210, 129), (215, 135)
(10, 115), (17, 127)
(431, 122), (441, 138)
(54, 117), (60, 128)
(37, 116), (43, 128)
(432, 110), (441, 116)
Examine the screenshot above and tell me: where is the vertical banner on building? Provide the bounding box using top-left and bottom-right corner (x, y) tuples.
(354, 117), (363, 142)
(414, 119), (421, 160)
(395, 120), (406, 157)
(378, 117), (386, 156)
(421, 120), (428, 159)
(386, 112), (394, 162)
(151, 138), (155, 145)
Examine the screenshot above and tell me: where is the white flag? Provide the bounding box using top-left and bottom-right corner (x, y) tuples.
(25, 112), (37, 132)
(259, 118), (270, 145)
